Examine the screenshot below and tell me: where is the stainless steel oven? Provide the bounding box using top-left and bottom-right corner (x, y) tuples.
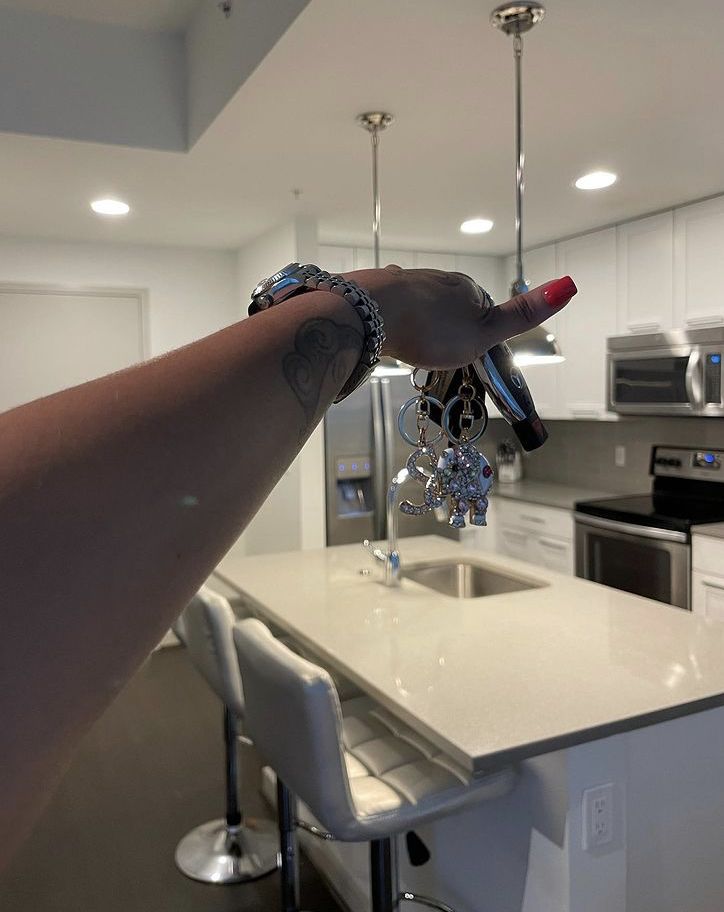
(575, 446), (724, 611)
(608, 328), (724, 416)
(574, 514), (690, 610)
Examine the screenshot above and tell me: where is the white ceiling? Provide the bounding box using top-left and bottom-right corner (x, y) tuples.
(0, 0), (201, 31)
(0, 0), (723, 255)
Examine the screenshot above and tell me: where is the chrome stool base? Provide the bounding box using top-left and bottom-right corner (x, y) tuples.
(175, 816), (279, 884)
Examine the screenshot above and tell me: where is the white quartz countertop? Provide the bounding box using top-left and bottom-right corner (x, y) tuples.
(215, 535), (724, 775)
(692, 522), (724, 540)
(492, 479), (615, 511)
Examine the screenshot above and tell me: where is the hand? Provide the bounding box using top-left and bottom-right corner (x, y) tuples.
(346, 266), (577, 369)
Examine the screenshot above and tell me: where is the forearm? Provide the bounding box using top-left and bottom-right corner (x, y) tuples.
(0, 290), (362, 861)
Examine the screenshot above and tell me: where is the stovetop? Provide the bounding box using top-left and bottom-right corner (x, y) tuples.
(575, 492), (724, 534)
(575, 445), (724, 535)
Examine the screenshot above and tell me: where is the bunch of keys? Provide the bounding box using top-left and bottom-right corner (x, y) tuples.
(398, 367), (494, 529)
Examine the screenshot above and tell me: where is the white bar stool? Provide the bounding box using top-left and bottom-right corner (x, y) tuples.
(233, 618), (518, 912)
(172, 586), (279, 884)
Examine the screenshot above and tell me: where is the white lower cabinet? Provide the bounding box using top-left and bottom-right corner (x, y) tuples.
(491, 497), (575, 575)
(692, 571), (724, 621)
(692, 532), (724, 620)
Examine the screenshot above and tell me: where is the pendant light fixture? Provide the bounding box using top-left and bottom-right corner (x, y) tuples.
(357, 111), (410, 376)
(491, 2), (564, 366)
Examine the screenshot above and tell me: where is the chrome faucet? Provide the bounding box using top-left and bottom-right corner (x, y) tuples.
(363, 466), (409, 586)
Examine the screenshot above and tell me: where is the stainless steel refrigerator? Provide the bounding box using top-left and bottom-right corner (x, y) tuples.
(325, 373), (455, 546)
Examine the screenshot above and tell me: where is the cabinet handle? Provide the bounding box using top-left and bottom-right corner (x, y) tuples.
(539, 537), (569, 551)
(702, 578), (724, 592)
(570, 407), (601, 418)
(519, 514), (545, 524)
(501, 528), (527, 542)
(685, 315), (724, 328)
(627, 320), (661, 333)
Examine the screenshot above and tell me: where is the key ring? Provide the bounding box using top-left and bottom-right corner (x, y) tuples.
(410, 368), (439, 392)
(398, 396), (444, 447)
(442, 394), (488, 445)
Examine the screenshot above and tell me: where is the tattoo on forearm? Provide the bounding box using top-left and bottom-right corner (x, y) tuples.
(283, 318), (363, 438)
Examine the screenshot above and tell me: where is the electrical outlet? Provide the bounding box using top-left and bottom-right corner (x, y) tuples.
(614, 445), (626, 468)
(583, 783), (614, 851)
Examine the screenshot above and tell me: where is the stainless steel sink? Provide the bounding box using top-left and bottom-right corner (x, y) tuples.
(402, 559), (545, 599)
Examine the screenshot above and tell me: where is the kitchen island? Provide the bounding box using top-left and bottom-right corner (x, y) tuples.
(215, 536), (724, 912)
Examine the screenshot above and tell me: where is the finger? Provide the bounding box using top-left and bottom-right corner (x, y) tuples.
(481, 276), (577, 346)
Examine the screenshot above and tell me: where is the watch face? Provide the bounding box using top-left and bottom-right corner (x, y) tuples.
(252, 263), (300, 299)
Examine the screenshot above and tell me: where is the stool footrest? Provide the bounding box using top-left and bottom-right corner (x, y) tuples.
(295, 819), (336, 841)
(398, 891), (456, 912)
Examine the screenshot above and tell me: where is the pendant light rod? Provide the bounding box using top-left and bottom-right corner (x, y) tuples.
(513, 32), (525, 294)
(491, 2), (545, 295)
(357, 112), (393, 268)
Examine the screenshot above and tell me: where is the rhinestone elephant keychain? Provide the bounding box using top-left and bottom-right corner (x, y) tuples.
(437, 367), (494, 528)
(398, 367), (494, 528)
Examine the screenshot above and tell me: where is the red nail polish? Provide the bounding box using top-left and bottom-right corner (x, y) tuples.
(543, 276), (577, 307)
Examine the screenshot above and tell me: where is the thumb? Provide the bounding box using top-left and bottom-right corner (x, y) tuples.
(481, 276), (577, 348)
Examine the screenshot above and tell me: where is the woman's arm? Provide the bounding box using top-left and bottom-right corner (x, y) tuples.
(0, 267), (575, 866)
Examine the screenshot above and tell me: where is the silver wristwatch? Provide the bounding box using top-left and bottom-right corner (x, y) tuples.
(249, 262), (385, 402)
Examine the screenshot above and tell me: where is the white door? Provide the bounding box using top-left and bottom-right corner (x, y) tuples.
(0, 286), (145, 413)
(556, 228), (618, 419)
(616, 212), (674, 334)
(674, 196), (724, 330)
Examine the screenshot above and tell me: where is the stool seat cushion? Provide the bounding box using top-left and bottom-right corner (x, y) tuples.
(234, 618), (517, 843)
(335, 699), (516, 839)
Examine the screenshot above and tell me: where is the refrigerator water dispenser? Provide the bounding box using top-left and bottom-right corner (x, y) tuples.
(335, 455), (373, 518)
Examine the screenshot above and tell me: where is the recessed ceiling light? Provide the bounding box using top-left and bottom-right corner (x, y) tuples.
(460, 217), (494, 234)
(91, 198), (130, 216)
(574, 171), (617, 191)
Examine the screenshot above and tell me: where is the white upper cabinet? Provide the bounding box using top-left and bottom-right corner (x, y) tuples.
(556, 228), (618, 419)
(319, 245), (355, 274)
(674, 196), (724, 329)
(415, 251), (457, 271)
(353, 247), (375, 270)
(381, 248), (416, 269)
(454, 253), (506, 305)
(616, 211), (674, 334)
(505, 244), (563, 419)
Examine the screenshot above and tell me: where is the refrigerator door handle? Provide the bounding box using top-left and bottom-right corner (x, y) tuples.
(370, 377), (389, 540)
(381, 377), (397, 493)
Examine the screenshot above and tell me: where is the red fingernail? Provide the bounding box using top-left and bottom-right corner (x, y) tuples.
(543, 276), (577, 307)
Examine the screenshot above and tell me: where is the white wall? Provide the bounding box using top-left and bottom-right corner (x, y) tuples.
(236, 217), (326, 557)
(0, 8), (185, 150)
(186, 0), (311, 146)
(0, 235), (239, 357)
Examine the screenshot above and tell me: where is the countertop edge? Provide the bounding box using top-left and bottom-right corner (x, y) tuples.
(473, 691), (724, 774)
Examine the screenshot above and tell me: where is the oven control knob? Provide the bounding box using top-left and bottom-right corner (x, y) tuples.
(694, 452), (721, 469)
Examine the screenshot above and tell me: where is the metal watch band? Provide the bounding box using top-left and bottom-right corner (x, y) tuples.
(249, 263), (385, 403)
(301, 269), (385, 402)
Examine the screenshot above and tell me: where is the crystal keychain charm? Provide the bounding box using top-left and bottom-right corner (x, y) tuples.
(437, 367), (494, 528)
(397, 366), (494, 529)
(397, 370), (445, 517)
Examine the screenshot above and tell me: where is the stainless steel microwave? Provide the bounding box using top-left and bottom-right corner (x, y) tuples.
(607, 327), (724, 416)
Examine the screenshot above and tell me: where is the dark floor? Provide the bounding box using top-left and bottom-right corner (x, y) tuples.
(0, 645), (344, 912)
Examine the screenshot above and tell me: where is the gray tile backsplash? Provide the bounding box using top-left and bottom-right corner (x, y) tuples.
(485, 417), (724, 494)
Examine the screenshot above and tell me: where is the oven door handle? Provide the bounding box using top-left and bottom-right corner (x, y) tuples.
(574, 512), (688, 544)
(685, 348), (703, 408)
